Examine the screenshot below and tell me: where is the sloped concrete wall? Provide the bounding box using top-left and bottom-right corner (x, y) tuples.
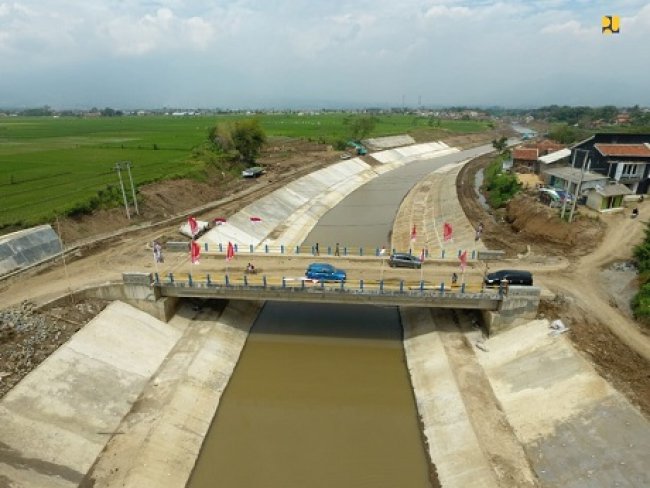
(0, 301), (182, 487)
(0, 225), (62, 275)
(199, 141), (459, 251)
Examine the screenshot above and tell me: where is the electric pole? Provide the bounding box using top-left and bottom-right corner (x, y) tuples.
(569, 149), (590, 223)
(114, 162), (131, 219)
(124, 161), (139, 215)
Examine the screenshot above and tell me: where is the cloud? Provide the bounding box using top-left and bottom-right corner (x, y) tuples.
(100, 7), (216, 56)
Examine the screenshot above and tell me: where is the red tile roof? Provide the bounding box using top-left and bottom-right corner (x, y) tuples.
(512, 148), (538, 161)
(536, 140), (565, 154)
(595, 143), (650, 158)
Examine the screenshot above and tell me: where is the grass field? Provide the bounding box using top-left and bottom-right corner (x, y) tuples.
(0, 114), (490, 229)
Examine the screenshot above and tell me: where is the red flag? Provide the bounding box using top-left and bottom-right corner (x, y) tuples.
(250, 216), (262, 223)
(213, 217), (227, 225)
(191, 240), (200, 264)
(226, 241), (235, 261)
(188, 216), (198, 236)
(459, 250), (468, 271)
(419, 248), (425, 263)
(443, 222), (453, 241)
(411, 225), (417, 241)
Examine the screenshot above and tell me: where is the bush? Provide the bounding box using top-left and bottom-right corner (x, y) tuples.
(632, 223), (650, 322)
(484, 158), (521, 208)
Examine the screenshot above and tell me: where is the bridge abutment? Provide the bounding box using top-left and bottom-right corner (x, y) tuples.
(482, 285), (541, 336)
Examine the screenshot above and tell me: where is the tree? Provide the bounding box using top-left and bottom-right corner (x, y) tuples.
(548, 124), (583, 144)
(492, 136), (508, 154)
(231, 119), (266, 164)
(345, 115), (378, 140)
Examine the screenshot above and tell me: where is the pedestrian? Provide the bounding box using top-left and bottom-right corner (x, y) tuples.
(153, 240), (164, 263)
(475, 230), (481, 242)
(315, 242), (319, 256)
(335, 242), (340, 256)
(452, 272), (458, 285)
(478, 222), (484, 234)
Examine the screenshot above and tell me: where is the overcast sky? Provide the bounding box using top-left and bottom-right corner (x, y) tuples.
(1, 0), (649, 109)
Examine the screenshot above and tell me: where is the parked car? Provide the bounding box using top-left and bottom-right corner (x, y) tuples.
(340, 152), (352, 160)
(242, 166), (265, 178)
(305, 263), (347, 282)
(388, 253), (422, 269)
(484, 269), (533, 286)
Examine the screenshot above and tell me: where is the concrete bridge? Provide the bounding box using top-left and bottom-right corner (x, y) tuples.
(118, 272), (541, 334)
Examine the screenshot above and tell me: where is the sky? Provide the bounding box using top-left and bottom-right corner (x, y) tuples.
(1, 0), (649, 109)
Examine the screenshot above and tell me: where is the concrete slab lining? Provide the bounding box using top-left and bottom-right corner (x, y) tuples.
(0, 301), (182, 487)
(363, 135), (416, 150)
(474, 320), (650, 487)
(198, 143), (458, 251)
(0, 224), (62, 275)
(401, 307), (499, 488)
(83, 300), (263, 488)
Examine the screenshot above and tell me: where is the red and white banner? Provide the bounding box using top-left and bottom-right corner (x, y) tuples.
(443, 222), (453, 242)
(410, 225), (417, 242)
(188, 216), (198, 237)
(213, 217), (227, 225)
(190, 240), (201, 264)
(459, 250), (468, 271)
(250, 216), (262, 223)
(226, 241), (235, 261)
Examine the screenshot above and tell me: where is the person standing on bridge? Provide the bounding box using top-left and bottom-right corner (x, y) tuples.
(335, 242), (340, 256)
(315, 242), (319, 256)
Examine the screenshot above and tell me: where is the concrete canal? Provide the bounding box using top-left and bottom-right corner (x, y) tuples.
(187, 301), (437, 488)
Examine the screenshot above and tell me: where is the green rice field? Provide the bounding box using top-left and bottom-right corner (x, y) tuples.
(0, 114), (490, 229)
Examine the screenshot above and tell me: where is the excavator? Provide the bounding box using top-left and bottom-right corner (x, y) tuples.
(347, 140), (368, 156)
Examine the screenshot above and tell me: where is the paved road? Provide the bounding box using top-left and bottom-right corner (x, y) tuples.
(303, 144), (493, 250)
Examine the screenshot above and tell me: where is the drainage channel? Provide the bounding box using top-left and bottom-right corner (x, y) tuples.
(187, 301), (437, 488)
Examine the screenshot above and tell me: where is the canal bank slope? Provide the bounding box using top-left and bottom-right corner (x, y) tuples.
(83, 299), (262, 488)
(0, 301), (182, 487)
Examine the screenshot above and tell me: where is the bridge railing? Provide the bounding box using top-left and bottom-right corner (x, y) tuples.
(168, 242), (479, 261)
(154, 272), (503, 299)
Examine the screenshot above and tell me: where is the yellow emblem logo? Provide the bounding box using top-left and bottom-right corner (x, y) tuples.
(602, 15), (620, 34)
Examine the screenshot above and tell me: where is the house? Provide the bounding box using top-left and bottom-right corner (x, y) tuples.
(570, 133), (650, 195)
(512, 147), (538, 172)
(541, 166), (630, 212)
(586, 182), (633, 212)
(536, 140), (566, 156)
(537, 148), (571, 174)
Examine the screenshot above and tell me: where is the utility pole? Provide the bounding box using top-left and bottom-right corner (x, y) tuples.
(114, 162), (131, 219)
(561, 150), (578, 220)
(569, 149), (590, 223)
(124, 161), (139, 215)
(55, 215), (74, 304)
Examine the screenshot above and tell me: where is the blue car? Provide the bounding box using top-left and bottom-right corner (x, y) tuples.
(305, 263), (347, 282)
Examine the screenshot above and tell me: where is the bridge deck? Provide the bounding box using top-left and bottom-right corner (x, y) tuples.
(155, 278), (502, 310)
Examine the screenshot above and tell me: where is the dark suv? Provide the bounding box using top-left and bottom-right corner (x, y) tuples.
(388, 253), (422, 269)
(484, 269), (533, 286)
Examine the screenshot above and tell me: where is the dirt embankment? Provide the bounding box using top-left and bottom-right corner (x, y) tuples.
(58, 139), (344, 244)
(457, 153), (605, 258)
(457, 153), (650, 417)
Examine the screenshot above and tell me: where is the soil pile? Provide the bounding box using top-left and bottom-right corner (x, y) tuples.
(505, 194), (604, 253)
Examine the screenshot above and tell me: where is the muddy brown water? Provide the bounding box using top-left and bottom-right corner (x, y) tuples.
(187, 302), (436, 488)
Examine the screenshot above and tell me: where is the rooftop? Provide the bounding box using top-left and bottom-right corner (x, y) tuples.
(595, 143), (650, 158)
